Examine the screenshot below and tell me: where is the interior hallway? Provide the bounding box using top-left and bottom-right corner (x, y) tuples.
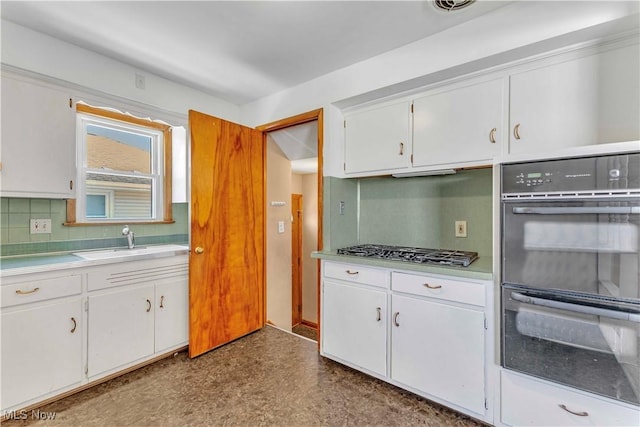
(3, 326), (482, 426)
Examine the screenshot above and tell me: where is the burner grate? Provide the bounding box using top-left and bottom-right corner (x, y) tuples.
(337, 244), (478, 267)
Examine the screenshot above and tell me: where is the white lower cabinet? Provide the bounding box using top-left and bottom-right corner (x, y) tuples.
(501, 370), (640, 426)
(391, 294), (485, 414)
(1, 298), (83, 410)
(154, 278), (189, 353)
(87, 257), (189, 378)
(88, 285), (156, 378)
(1, 273), (83, 412)
(320, 260), (493, 422)
(0, 254), (188, 413)
(322, 279), (387, 376)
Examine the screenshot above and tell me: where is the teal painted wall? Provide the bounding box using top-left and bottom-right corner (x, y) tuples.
(324, 168), (493, 257)
(0, 198), (188, 256)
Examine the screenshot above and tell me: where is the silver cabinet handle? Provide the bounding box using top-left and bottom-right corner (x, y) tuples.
(146, 299), (152, 313)
(489, 128), (497, 144)
(558, 404), (588, 417)
(393, 312), (400, 327)
(376, 307), (382, 322)
(399, 142), (404, 155)
(70, 317), (77, 334)
(510, 291), (639, 322)
(513, 206), (639, 215)
(345, 270), (359, 275)
(513, 123), (521, 140)
(423, 283), (442, 289)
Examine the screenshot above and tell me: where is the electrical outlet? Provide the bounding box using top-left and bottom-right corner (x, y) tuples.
(30, 219), (52, 234)
(339, 201), (345, 215)
(278, 221), (285, 234)
(455, 220), (467, 238)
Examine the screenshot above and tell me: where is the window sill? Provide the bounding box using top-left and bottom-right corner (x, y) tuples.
(63, 220), (175, 227)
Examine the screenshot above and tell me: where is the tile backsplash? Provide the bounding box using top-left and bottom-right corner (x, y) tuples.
(325, 168), (493, 257)
(0, 198), (188, 256)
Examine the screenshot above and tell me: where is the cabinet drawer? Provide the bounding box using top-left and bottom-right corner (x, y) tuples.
(501, 370), (640, 426)
(323, 261), (388, 288)
(87, 257), (189, 291)
(2, 275), (82, 308)
(391, 272), (484, 306)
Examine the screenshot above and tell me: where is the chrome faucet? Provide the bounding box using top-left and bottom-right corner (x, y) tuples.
(122, 225), (135, 249)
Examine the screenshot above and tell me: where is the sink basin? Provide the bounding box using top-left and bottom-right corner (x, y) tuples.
(73, 244), (188, 260)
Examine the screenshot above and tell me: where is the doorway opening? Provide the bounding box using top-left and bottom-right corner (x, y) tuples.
(258, 109), (323, 343)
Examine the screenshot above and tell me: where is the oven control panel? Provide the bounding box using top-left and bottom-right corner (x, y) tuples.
(515, 171), (554, 187)
(502, 152), (639, 194)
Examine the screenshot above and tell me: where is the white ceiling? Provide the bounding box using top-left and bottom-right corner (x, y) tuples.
(268, 121), (318, 174)
(0, 0), (512, 105)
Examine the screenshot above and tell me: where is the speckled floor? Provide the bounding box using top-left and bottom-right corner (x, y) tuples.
(3, 326), (483, 426)
(292, 324), (318, 342)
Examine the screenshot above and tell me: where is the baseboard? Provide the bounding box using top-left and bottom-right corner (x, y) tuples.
(301, 319), (318, 329)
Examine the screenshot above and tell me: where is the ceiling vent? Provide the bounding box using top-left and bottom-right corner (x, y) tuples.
(433, 0), (476, 12)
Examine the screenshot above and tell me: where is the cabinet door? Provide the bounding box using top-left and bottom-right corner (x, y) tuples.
(322, 280), (387, 376)
(413, 78), (504, 167)
(87, 285), (155, 377)
(0, 74), (76, 198)
(344, 101), (411, 174)
(155, 278), (188, 352)
(509, 43), (640, 155)
(1, 298), (82, 411)
(391, 294), (485, 414)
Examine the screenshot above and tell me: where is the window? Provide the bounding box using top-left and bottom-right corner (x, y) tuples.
(72, 103), (173, 224)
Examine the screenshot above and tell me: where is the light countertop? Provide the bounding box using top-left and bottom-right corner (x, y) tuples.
(312, 250), (494, 281)
(1, 245), (189, 277)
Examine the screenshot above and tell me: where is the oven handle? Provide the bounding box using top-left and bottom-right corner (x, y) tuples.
(510, 292), (640, 323)
(512, 206), (640, 215)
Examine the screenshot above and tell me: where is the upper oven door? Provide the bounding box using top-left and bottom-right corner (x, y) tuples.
(502, 199), (640, 299)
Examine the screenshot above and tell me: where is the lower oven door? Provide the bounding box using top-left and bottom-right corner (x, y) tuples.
(502, 284), (640, 406)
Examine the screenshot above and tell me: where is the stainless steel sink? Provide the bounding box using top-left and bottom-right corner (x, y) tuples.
(73, 244), (188, 260)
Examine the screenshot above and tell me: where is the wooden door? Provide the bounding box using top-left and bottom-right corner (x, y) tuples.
(188, 110), (265, 358)
(291, 194), (303, 326)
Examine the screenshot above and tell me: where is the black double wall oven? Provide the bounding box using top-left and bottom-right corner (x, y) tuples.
(501, 152), (640, 406)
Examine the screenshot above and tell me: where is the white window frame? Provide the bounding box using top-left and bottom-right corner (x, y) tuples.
(74, 106), (169, 223)
(85, 190), (114, 219)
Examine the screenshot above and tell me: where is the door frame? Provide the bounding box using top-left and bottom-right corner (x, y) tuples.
(291, 193), (303, 326)
(257, 108), (323, 346)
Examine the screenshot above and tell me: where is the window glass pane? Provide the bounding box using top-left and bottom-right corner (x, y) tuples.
(86, 125), (151, 173)
(86, 172), (153, 219)
(86, 194), (106, 218)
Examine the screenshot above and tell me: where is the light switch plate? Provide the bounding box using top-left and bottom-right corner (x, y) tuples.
(30, 218), (52, 234)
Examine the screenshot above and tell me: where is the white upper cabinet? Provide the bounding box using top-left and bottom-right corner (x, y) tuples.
(338, 36), (639, 177)
(413, 77), (505, 167)
(344, 100), (411, 175)
(508, 42), (640, 155)
(1, 73), (76, 198)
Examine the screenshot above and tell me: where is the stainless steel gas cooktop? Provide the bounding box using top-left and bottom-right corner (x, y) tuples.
(337, 244), (478, 267)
